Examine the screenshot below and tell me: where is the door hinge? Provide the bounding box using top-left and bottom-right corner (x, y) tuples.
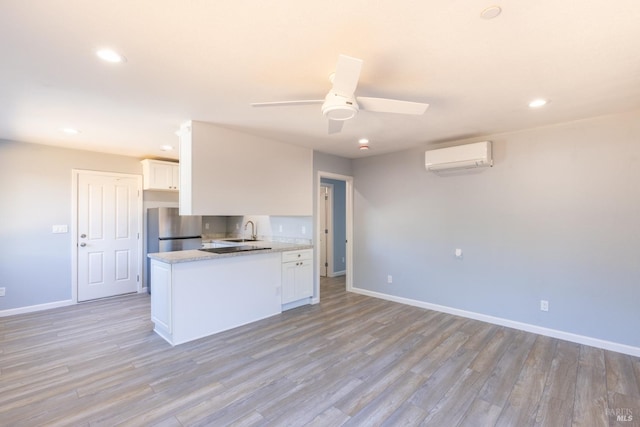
(324, 195), (328, 200)
(137, 274), (140, 282)
(137, 232), (140, 239)
(324, 229), (328, 234)
(324, 262), (328, 267)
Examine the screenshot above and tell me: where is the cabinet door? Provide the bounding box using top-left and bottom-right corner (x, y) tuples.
(150, 162), (174, 190)
(143, 161), (180, 191)
(171, 164), (180, 190)
(281, 262), (298, 304)
(295, 259), (313, 299)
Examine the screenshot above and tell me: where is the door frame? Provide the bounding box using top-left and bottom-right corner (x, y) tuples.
(71, 169), (144, 303)
(319, 183), (334, 277)
(316, 171), (353, 300)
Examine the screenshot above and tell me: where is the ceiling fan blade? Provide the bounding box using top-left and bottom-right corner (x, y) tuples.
(357, 96), (429, 115)
(328, 119), (344, 134)
(251, 100), (324, 107)
(331, 55), (363, 96)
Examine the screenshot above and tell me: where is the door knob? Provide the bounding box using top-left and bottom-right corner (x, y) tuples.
(80, 243), (86, 247)
(80, 234), (86, 238)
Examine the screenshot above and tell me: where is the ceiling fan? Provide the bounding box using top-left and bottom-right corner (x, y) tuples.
(251, 54), (429, 134)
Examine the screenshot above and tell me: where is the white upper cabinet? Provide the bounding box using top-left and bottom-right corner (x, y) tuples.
(178, 121), (313, 215)
(141, 159), (179, 191)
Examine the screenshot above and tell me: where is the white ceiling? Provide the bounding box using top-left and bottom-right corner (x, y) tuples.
(1, 1), (639, 160)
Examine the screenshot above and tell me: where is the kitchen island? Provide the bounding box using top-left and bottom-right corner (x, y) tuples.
(148, 241), (313, 346)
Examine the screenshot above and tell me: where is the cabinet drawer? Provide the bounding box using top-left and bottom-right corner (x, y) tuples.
(282, 249), (312, 263)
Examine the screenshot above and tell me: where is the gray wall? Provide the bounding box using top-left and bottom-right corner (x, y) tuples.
(352, 110), (640, 348)
(0, 140), (143, 311)
(321, 178), (347, 274)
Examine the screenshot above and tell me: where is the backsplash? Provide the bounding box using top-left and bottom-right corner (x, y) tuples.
(202, 215), (313, 244)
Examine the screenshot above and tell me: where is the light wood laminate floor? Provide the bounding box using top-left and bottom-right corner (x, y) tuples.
(1, 276), (639, 426)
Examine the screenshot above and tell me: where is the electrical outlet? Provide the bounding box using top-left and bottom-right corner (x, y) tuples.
(540, 300), (549, 312)
(278, 225), (283, 232)
(342, 257), (345, 263)
(301, 226), (306, 234)
(0, 287), (6, 297)
(387, 275), (393, 284)
(205, 223), (210, 230)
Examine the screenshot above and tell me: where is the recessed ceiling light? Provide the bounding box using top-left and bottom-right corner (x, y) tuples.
(529, 99), (548, 108)
(96, 48), (126, 63)
(160, 145), (174, 151)
(60, 127), (80, 135)
(481, 6), (502, 19)
(358, 138), (369, 145)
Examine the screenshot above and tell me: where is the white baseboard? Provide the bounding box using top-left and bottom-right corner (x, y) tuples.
(0, 299), (75, 317)
(329, 270), (346, 278)
(350, 287), (640, 358)
(282, 297), (313, 311)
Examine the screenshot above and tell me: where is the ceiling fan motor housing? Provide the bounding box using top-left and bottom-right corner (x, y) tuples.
(322, 92), (359, 121)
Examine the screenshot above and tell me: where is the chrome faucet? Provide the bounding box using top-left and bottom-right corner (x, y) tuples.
(244, 220), (257, 240)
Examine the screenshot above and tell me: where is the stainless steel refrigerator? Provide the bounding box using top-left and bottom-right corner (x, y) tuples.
(146, 207), (202, 292)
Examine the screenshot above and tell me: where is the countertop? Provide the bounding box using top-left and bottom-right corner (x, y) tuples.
(148, 241), (313, 264)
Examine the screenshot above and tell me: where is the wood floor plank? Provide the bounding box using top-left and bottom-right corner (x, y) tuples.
(459, 398), (503, 427)
(419, 368), (479, 426)
(605, 350), (640, 398)
(306, 406), (351, 427)
(0, 275), (637, 426)
(409, 347), (479, 410)
(494, 335), (557, 427)
(477, 330), (537, 407)
(381, 401), (428, 426)
(342, 371), (426, 426)
(533, 340), (580, 427)
(572, 345), (609, 427)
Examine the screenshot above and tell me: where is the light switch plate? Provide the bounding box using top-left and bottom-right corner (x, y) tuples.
(52, 225), (68, 233)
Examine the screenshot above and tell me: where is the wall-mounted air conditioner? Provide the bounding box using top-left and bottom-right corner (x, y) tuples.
(425, 141), (493, 171)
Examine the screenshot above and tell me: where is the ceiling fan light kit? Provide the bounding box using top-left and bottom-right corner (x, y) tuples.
(322, 93), (359, 121)
(251, 54), (429, 134)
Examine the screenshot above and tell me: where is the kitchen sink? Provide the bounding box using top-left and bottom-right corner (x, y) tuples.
(199, 245), (271, 254)
(224, 238), (259, 243)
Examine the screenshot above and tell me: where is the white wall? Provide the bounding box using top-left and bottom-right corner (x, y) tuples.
(180, 121), (313, 216)
(0, 140), (144, 312)
(352, 110), (640, 350)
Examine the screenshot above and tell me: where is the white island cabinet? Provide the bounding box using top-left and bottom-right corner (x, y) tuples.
(281, 249), (313, 309)
(150, 252), (282, 346)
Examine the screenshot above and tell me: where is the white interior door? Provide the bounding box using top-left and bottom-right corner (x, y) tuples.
(77, 172), (141, 301)
(320, 186), (327, 277)
(319, 184), (333, 277)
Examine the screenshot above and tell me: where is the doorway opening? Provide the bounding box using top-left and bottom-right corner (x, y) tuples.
(319, 183), (334, 278)
(316, 171), (353, 301)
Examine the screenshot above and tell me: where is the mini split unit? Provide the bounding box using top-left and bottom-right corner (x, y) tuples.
(425, 141), (493, 171)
